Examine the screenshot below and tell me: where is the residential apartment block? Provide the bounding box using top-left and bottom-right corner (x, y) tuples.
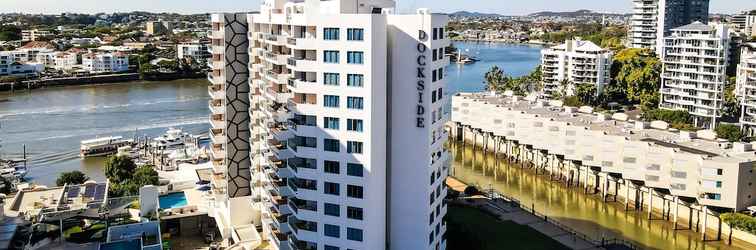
(452, 92), (756, 212)
(207, 1), (450, 249)
(630, 0), (710, 55)
(0, 51), (44, 77)
(731, 11), (756, 37)
(21, 29), (53, 42)
(659, 22), (730, 129)
(82, 52), (129, 73)
(737, 43), (756, 134)
(178, 40), (210, 65)
(541, 39), (613, 97)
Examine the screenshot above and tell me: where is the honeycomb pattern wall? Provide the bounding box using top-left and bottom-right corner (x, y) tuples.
(223, 13), (251, 198)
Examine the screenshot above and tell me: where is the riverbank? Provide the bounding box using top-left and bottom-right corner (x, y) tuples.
(452, 38), (555, 46)
(0, 72), (206, 92)
(448, 133), (756, 250)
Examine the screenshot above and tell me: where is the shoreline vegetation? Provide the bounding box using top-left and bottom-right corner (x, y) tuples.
(451, 38), (555, 46)
(0, 73), (206, 92)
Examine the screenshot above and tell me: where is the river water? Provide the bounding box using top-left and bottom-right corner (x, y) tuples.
(0, 79), (211, 185)
(3, 42), (746, 249)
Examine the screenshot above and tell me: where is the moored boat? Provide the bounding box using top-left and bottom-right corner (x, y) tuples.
(80, 136), (134, 158)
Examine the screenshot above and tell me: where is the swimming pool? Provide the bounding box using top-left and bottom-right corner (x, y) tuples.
(159, 192), (188, 209)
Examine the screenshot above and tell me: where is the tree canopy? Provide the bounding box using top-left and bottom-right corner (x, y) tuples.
(104, 155), (137, 184)
(715, 124), (745, 142)
(483, 66), (542, 96)
(56, 171), (89, 186)
(0, 25), (21, 41)
(611, 48), (661, 107)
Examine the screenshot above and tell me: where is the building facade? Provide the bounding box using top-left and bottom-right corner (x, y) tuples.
(0, 51), (44, 77)
(208, 0), (450, 249)
(541, 39), (613, 97)
(659, 22), (730, 129)
(737, 43), (756, 134)
(21, 29), (53, 42)
(630, 0), (710, 55)
(82, 52), (129, 73)
(452, 92), (756, 212)
(731, 11), (756, 36)
(177, 41), (210, 65)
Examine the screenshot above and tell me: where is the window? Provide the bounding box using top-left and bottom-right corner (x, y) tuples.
(325, 246), (339, 250)
(324, 73), (340, 85)
(324, 203), (340, 217)
(438, 68), (444, 80)
(324, 182), (340, 195)
(347, 228), (363, 242)
(347, 119), (363, 132)
(432, 90), (437, 103)
(347, 97), (364, 109)
(432, 28), (438, 40)
(347, 51), (364, 64)
(324, 224), (340, 238)
(347, 185), (363, 199)
(347, 206), (363, 220)
(324, 160), (340, 174)
(347, 28), (364, 41)
(324, 95), (340, 108)
(324, 139), (340, 152)
(439, 27), (444, 39)
(347, 74), (364, 87)
(324, 117), (340, 130)
(324, 50), (340, 63)
(347, 163), (364, 177)
(347, 141), (363, 154)
(324, 28), (340, 40)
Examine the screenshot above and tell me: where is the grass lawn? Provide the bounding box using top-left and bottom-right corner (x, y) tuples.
(446, 205), (569, 250)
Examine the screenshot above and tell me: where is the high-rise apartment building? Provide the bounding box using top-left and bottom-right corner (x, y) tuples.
(731, 11), (756, 36)
(208, 1), (450, 249)
(541, 39), (613, 97)
(659, 22), (730, 129)
(736, 43), (756, 134)
(630, 0), (710, 55)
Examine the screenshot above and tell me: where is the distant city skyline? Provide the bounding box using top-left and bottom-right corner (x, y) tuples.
(2, 0), (755, 15)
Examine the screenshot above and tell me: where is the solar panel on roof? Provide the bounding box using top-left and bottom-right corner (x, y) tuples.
(94, 184), (106, 200)
(67, 186), (81, 198)
(83, 185), (96, 197)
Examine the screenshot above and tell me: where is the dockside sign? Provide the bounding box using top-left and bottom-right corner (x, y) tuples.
(416, 30), (428, 128)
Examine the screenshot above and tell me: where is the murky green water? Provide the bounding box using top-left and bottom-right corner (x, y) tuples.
(450, 142), (754, 250)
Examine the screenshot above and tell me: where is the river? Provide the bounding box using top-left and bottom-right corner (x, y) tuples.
(5, 41), (745, 249)
(0, 79), (211, 185)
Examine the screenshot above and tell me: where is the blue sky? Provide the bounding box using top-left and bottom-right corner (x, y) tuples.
(3, 0), (755, 15)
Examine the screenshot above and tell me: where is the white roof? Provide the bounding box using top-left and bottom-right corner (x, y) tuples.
(81, 136), (124, 145)
(550, 39), (605, 52)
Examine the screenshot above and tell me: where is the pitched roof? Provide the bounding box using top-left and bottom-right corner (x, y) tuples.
(20, 41), (56, 50)
(551, 39), (605, 52)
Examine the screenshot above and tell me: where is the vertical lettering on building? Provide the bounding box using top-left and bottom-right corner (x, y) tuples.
(416, 30), (428, 128)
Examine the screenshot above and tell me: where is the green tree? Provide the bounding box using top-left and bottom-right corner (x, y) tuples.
(722, 77), (740, 119)
(0, 25), (21, 41)
(484, 66), (507, 92)
(574, 84), (597, 105)
(611, 48), (661, 105)
(715, 124), (745, 142)
(103, 155), (137, 184)
(56, 171), (89, 186)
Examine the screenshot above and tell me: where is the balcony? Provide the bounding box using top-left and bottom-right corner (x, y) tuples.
(210, 115), (225, 130)
(208, 86), (225, 100)
(269, 229), (291, 250)
(209, 100), (225, 114)
(210, 128), (226, 144)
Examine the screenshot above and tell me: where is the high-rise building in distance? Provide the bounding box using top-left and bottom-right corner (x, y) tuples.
(541, 39), (613, 97)
(208, 0), (451, 249)
(630, 0), (710, 56)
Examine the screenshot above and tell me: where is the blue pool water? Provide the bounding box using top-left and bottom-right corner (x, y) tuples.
(159, 192), (188, 209)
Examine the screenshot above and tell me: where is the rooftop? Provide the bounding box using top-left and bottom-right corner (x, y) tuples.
(672, 21), (714, 32)
(456, 92), (756, 163)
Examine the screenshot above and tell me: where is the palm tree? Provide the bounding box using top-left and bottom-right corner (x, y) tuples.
(484, 66), (506, 92)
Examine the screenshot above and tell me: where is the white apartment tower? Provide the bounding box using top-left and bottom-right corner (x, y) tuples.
(737, 43), (756, 134)
(541, 39), (613, 97)
(630, 0), (710, 55)
(659, 22), (730, 129)
(209, 1), (450, 249)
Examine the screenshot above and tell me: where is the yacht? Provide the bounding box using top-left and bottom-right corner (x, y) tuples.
(80, 136), (134, 158)
(152, 128), (194, 150)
